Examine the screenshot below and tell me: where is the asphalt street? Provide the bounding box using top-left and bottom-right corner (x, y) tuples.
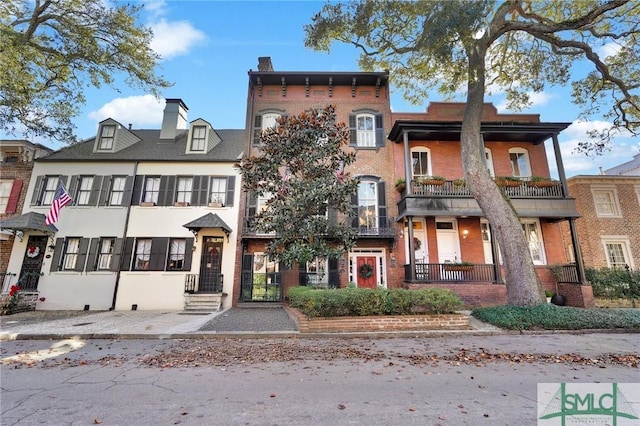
(1, 333), (638, 425)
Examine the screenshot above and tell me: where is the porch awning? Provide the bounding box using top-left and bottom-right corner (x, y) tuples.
(0, 212), (58, 234)
(183, 213), (233, 239)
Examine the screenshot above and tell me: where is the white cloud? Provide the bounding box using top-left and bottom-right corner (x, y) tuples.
(596, 42), (622, 61)
(149, 19), (206, 60)
(143, 0), (167, 20)
(88, 95), (165, 128)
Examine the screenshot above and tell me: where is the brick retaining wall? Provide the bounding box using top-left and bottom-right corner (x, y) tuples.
(284, 305), (469, 333)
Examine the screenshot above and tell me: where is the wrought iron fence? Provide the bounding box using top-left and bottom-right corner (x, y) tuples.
(299, 271), (340, 288)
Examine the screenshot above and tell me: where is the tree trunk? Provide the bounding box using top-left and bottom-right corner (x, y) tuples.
(460, 46), (545, 306)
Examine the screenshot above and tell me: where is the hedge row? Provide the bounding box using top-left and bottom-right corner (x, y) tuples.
(288, 287), (463, 318)
(472, 304), (640, 330)
(585, 267), (640, 299)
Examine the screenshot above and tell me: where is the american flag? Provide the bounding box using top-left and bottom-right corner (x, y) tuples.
(45, 182), (73, 225)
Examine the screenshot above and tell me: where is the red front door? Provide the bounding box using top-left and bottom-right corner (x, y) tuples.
(356, 257), (377, 289)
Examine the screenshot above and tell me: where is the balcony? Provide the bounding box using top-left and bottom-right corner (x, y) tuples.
(398, 179), (579, 220)
(242, 219), (397, 239)
(405, 263), (497, 283)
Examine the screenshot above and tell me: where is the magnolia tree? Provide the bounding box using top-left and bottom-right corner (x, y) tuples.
(305, 0), (639, 306)
(1, 0), (171, 143)
(237, 105), (359, 267)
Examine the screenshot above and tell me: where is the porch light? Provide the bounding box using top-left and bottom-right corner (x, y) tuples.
(462, 229), (469, 239)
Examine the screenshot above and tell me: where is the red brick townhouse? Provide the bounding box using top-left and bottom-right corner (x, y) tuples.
(565, 157), (640, 269)
(234, 58), (397, 304)
(388, 103), (590, 307)
(0, 140), (53, 292)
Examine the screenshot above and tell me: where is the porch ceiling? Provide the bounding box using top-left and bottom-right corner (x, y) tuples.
(388, 121), (571, 145)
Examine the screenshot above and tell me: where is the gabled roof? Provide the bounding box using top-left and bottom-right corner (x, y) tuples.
(38, 129), (244, 162)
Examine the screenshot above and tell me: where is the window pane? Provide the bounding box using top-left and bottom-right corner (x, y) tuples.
(176, 177), (192, 203)
(594, 191), (617, 216)
(77, 176), (93, 205)
(262, 113), (280, 130)
(168, 239), (186, 270)
(0, 179), (13, 212)
(356, 115), (374, 147)
(412, 151), (429, 176)
(191, 126), (206, 151)
(99, 125), (115, 150)
(109, 177), (126, 205)
(98, 238), (114, 270)
(42, 177), (59, 205)
(210, 177), (226, 204)
(358, 182), (377, 229)
(134, 239), (151, 270)
(143, 177), (160, 203)
(63, 238), (80, 270)
(606, 243), (627, 267)
(510, 151), (531, 177)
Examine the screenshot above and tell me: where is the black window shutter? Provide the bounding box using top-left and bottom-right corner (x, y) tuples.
(377, 181), (387, 229)
(348, 114), (357, 146)
(375, 114), (385, 147)
(190, 176), (201, 205)
(131, 176), (144, 206)
(150, 237), (168, 271)
(198, 175), (208, 206)
(327, 207), (337, 226)
(75, 238), (90, 272)
(85, 238), (100, 272)
(68, 175), (79, 201)
(120, 237), (135, 271)
(225, 176), (236, 207)
(253, 115), (262, 145)
(98, 176), (112, 206)
(122, 176), (134, 206)
(183, 238), (194, 270)
(110, 238), (124, 272)
(30, 176), (44, 205)
(59, 175), (68, 186)
(88, 176), (103, 206)
(49, 238), (64, 272)
(351, 191), (359, 228)
(158, 176), (170, 206)
(167, 176), (177, 205)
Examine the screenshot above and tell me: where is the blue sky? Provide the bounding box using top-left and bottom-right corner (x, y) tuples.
(59, 1), (636, 177)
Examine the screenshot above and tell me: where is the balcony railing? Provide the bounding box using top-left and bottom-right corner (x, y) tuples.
(184, 273), (224, 293)
(404, 263), (497, 283)
(243, 219), (397, 238)
(552, 264), (580, 283)
(410, 179), (565, 198)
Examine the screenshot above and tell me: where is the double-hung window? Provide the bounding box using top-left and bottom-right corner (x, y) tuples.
(167, 239), (186, 270)
(63, 238), (81, 270)
(143, 177), (160, 204)
(191, 126), (206, 151)
(522, 220), (545, 265)
(41, 176), (60, 205)
(411, 148), (431, 179)
(97, 238), (115, 270)
(358, 181), (378, 230)
(602, 237), (633, 269)
(592, 188), (621, 217)
(509, 148), (531, 178)
(176, 177), (192, 204)
(98, 125), (115, 151)
(76, 176), (94, 205)
(134, 239), (152, 270)
(0, 179), (12, 212)
(210, 177), (227, 205)
(109, 176), (127, 206)
(356, 114), (375, 147)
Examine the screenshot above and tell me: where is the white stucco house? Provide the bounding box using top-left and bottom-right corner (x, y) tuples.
(2, 99), (244, 311)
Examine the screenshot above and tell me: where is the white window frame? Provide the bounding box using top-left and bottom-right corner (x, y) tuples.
(167, 239), (186, 270)
(143, 177), (160, 204)
(411, 147), (431, 179)
(97, 238), (115, 270)
(190, 125), (207, 152)
(98, 124), (116, 151)
(76, 176), (94, 205)
(521, 219), (546, 265)
(41, 176), (60, 205)
(0, 179), (13, 213)
(176, 177), (192, 204)
(357, 180), (378, 230)
(134, 238), (152, 270)
(601, 236), (634, 269)
(62, 237), (81, 270)
(485, 148), (495, 177)
(209, 177), (227, 205)
(592, 186), (622, 218)
(109, 176), (126, 206)
(356, 113), (375, 147)
(509, 147), (532, 178)
(262, 113), (281, 131)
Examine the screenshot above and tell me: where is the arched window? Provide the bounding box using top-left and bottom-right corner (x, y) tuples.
(509, 148), (531, 177)
(356, 113), (375, 147)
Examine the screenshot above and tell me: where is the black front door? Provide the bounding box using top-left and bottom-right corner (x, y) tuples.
(198, 237), (223, 293)
(18, 236), (48, 290)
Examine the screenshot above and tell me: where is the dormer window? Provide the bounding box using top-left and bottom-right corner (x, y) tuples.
(190, 125), (206, 151)
(98, 125), (116, 150)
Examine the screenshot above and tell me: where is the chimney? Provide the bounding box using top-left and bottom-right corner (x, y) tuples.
(257, 57), (274, 72)
(160, 98), (188, 140)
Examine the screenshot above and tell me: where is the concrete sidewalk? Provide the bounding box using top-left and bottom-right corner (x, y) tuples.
(0, 307), (506, 340)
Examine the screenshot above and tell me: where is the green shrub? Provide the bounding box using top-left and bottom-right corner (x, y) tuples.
(585, 267), (640, 299)
(472, 304), (640, 330)
(288, 286), (463, 317)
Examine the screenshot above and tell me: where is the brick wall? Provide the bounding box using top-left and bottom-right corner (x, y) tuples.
(0, 161), (34, 272)
(565, 176), (640, 269)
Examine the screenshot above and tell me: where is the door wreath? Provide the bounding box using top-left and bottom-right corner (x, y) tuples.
(26, 245), (40, 258)
(413, 237), (421, 251)
(358, 263), (374, 279)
